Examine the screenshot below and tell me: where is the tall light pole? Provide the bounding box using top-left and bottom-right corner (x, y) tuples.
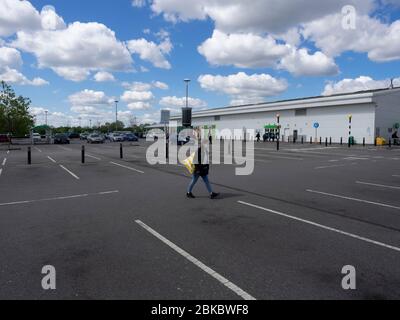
(184, 79), (191, 108)
(276, 113), (281, 151)
(115, 100), (119, 131)
(45, 110), (48, 126)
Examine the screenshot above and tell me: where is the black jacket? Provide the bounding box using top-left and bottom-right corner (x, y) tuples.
(194, 147), (210, 177)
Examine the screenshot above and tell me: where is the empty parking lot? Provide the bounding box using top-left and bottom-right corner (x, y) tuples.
(1, 141), (400, 300)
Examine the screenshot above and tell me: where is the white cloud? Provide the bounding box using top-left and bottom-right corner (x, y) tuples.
(150, 0), (372, 33)
(279, 48), (339, 76)
(159, 96), (207, 108)
(122, 81), (152, 92)
(127, 37), (172, 69)
(152, 81), (169, 90)
(302, 13), (400, 62)
(198, 30), (290, 68)
(198, 72), (288, 105)
(94, 71), (116, 82)
(0, 0), (41, 36)
(69, 89), (115, 115)
(126, 101), (152, 110)
(0, 46), (22, 69)
(0, 67), (48, 86)
(121, 90), (154, 102)
(40, 5), (66, 30)
(13, 21), (133, 81)
(322, 76), (400, 95)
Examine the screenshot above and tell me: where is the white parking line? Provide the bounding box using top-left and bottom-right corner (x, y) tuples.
(7, 150), (9, 154)
(238, 201), (400, 253)
(34, 147), (42, 153)
(57, 146), (72, 151)
(394, 175), (400, 178)
(0, 168), (2, 176)
(256, 153), (303, 161)
(110, 161), (144, 174)
(87, 154), (101, 160)
(0, 190), (119, 207)
(2, 158), (6, 166)
(306, 189), (400, 210)
(47, 156), (57, 163)
(59, 165), (80, 180)
(315, 163), (357, 170)
(135, 220), (256, 300)
(356, 181), (400, 190)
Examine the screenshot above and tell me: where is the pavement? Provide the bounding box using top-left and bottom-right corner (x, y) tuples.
(1, 139), (400, 300)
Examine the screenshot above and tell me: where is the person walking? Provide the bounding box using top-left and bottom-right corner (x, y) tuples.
(256, 132), (261, 142)
(187, 139), (219, 199)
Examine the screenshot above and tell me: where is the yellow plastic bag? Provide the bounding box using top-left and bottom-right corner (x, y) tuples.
(182, 152), (195, 175)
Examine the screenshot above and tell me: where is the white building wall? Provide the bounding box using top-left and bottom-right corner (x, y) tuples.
(373, 90), (400, 140)
(187, 103), (376, 144)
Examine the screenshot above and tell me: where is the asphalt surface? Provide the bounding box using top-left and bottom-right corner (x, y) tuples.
(1, 139), (400, 300)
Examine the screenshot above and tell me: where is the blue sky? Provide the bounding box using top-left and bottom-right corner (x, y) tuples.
(0, 0), (399, 127)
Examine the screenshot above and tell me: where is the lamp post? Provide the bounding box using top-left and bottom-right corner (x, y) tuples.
(45, 110), (48, 126)
(184, 79), (191, 108)
(276, 113), (281, 151)
(115, 100), (119, 131)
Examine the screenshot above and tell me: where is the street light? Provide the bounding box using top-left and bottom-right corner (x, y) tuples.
(115, 100), (119, 131)
(348, 114), (353, 147)
(184, 79), (191, 108)
(276, 114), (281, 151)
(45, 110), (48, 126)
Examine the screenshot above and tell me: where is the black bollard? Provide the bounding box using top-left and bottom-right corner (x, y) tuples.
(120, 143), (123, 159)
(374, 138), (377, 147)
(340, 137), (343, 146)
(320, 137), (322, 145)
(28, 147), (31, 165)
(325, 138), (328, 147)
(348, 137), (351, 148)
(389, 139), (392, 148)
(81, 145), (85, 164)
(310, 137), (313, 144)
(363, 138), (366, 147)
(301, 137), (304, 144)
(330, 137), (332, 146)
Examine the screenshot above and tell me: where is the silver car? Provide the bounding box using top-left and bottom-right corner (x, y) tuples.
(87, 134), (105, 144)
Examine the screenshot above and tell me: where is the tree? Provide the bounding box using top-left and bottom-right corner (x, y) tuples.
(0, 81), (34, 136)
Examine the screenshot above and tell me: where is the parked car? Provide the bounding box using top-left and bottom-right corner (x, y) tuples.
(32, 133), (41, 143)
(123, 133), (139, 142)
(87, 134), (105, 144)
(80, 132), (89, 140)
(54, 133), (70, 144)
(68, 132), (80, 139)
(109, 133), (124, 142)
(0, 134), (10, 143)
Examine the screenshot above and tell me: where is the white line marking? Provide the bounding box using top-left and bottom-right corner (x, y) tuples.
(34, 147), (42, 153)
(315, 163), (357, 170)
(343, 157), (369, 161)
(47, 156), (57, 163)
(289, 147), (339, 152)
(0, 190), (119, 207)
(2, 158), (6, 166)
(256, 153), (303, 161)
(238, 201), (400, 253)
(59, 165), (80, 180)
(110, 161), (144, 174)
(0, 168), (2, 176)
(135, 220), (256, 300)
(86, 154), (101, 160)
(98, 190), (119, 195)
(356, 181), (400, 190)
(306, 189), (400, 210)
(394, 175), (400, 178)
(7, 150), (10, 154)
(57, 146), (72, 151)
